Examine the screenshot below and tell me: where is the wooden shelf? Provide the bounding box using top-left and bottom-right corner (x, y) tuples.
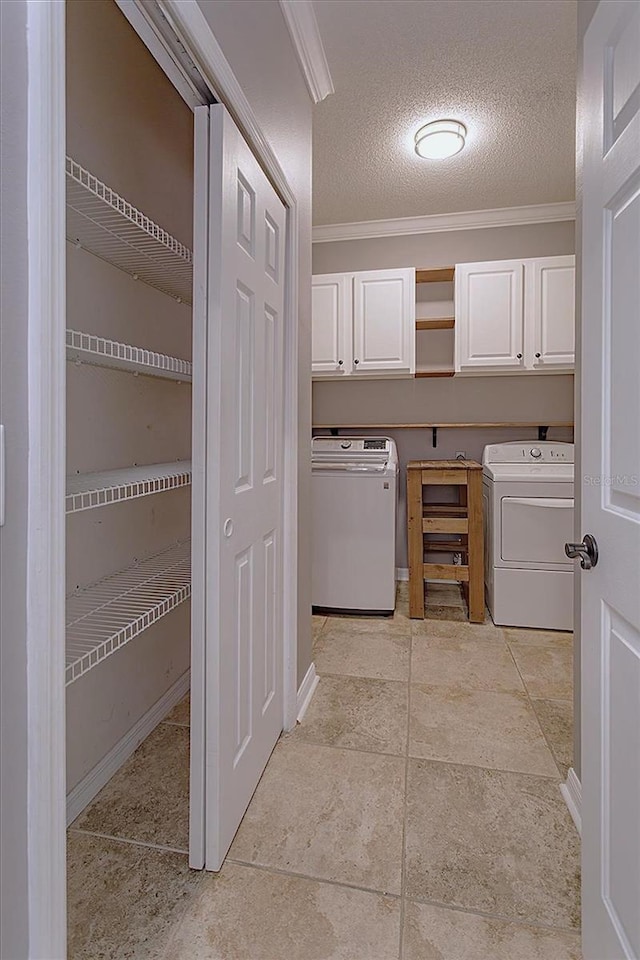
(313, 422), (575, 430)
(423, 504), (468, 516)
(415, 369), (455, 378)
(416, 318), (455, 331)
(416, 267), (455, 284)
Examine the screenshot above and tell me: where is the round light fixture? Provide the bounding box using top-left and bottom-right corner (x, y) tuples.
(414, 120), (467, 160)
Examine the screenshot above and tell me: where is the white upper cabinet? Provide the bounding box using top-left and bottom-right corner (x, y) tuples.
(311, 274), (352, 377)
(455, 256), (575, 375)
(527, 256), (575, 369)
(353, 269), (415, 374)
(455, 260), (524, 372)
(312, 268), (415, 379)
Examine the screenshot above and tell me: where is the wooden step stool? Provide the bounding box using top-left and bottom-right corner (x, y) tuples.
(407, 459), (484, 622)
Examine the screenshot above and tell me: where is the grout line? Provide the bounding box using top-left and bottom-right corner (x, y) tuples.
(504, 644), (570, 781)
(224, 856), (401, 901)
(68, 826), (189, 857)
(286, 731), (406, 761)
(406, 752), (564, 783)
(404, 892), (581, 935)
(160, 720), (190, 728)
(398, 611), (414, 960)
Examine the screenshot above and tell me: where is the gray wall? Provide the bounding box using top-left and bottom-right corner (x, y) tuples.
(196, 0), (313, 687)
(0, 2), (30, 954)
(313, 221), (576, 568)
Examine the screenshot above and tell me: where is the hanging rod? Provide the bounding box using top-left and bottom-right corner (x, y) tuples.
(313, 422), (574, 430)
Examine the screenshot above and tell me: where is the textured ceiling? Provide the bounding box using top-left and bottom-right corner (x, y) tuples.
(312, 0), (577, 225)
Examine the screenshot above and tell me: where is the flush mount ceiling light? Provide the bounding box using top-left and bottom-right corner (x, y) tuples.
(414, 120), (467, 160)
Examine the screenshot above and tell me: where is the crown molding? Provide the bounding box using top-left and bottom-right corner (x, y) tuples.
(312, 201), (576, 243)
(279, 0), (334, 103)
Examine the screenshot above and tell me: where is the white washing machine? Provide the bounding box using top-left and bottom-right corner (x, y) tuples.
(483, 441), (574, 630)
(312, 436), (398, 614)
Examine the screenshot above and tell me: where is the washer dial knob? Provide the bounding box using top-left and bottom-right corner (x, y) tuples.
(530, 447), (542, 459)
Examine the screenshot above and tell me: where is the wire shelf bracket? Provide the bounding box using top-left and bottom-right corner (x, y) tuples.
(65, 540), (191, 685)
(66, 461), (192, 514)
(66, 157), (193, 304)
(66, 329), (192, 382)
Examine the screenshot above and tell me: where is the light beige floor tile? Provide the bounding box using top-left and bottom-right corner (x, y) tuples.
(67, 832), (201, 960)
(164, 693), (190, 726)
(422, 603), (468, 622)
(314, 629), (410, 681)
(163, 861), (401, 960)
(313, 615), (327, 642)
(409, 685), (558, 776)
(71, 723), (189, 851)
(411, 636), (524, 692)
(323, 614), (411, 637)
(532, 698), (574, 778)
(509, 643), (574, 700)
(405, 758), (581, 929)
(505, 627), (573, 647)
(290, 675), (408, 755)
(412, 617), (506, 643)
(230, 739), (405, 894)
(425, 582), (465, 608)
(402, 900), (582, 960)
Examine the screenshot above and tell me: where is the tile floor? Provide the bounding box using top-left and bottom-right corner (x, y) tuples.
(68, 582), (581, 959)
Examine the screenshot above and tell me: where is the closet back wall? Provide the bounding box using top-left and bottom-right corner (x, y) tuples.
(66, 0), (193, 793)
(312, 220), (575, 570)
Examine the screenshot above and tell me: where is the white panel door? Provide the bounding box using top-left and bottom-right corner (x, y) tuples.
(579, 3), (640, 959)
(455, 260), (524, 372)
(201, 105), (286, 870)
(311, 273), (351, 376)
(352, 268), (415, 374)
(529, 257), (575, 369)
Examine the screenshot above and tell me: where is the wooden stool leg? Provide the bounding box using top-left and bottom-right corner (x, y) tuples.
(407, 469), (424, 618)
(467, 469), (484, 622)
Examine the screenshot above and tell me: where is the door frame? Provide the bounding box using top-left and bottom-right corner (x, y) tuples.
(25, 0), (301, 953)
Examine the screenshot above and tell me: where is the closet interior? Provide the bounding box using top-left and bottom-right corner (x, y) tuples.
(65, 0), (194, 841)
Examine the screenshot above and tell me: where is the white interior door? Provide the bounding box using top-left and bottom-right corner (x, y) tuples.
(196, 104), (286, 871)
(352, 268), (415, 374)
(529, 257), (576, 369)
(455, 260), (524, 371)
(580, 3), (640, 958)
(311, 274), (352, 376)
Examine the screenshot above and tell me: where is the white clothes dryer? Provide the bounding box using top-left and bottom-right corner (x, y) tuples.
(483, 441), (574, 630)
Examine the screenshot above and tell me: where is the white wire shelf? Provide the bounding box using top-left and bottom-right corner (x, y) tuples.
(66, 157), (193, 304)
(66, 329), (192, 382)
(66, 461), (192, 514)
(66, 540), (191, 685)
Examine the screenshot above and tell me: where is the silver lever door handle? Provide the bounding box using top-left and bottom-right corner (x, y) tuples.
(565, 533), (598, 570)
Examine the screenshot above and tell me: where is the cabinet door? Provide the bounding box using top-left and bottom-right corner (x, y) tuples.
(311, 274), (351, 377)
(528, 257), (575, 369)
(352, 268), (415, 374)
(455, 261), (524, 372)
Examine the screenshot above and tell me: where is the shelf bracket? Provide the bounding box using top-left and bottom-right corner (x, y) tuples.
(330, 427), (339, 437)
(432, 426), (438, 448)
(538, 425), (549, 442)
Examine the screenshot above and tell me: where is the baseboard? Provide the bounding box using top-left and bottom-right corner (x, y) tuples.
(296, 662), (319, 722)
(66, 669), (191, 826)
(396, 567), (409, 581)
(560, 767), (582, 836)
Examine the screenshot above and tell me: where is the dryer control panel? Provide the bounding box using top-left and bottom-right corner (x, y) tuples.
(482, 441), (574, 465)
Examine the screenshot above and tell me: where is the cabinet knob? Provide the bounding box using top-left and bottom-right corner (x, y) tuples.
(354, 358), (360, 365)
(535, 352), (541, 358)
(516, 353), (522, 359)
(338, 359), (343, 365)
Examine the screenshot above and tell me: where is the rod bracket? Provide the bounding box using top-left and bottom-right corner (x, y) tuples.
(538, 425), (549, 442)
(432, 426), (438, 448)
